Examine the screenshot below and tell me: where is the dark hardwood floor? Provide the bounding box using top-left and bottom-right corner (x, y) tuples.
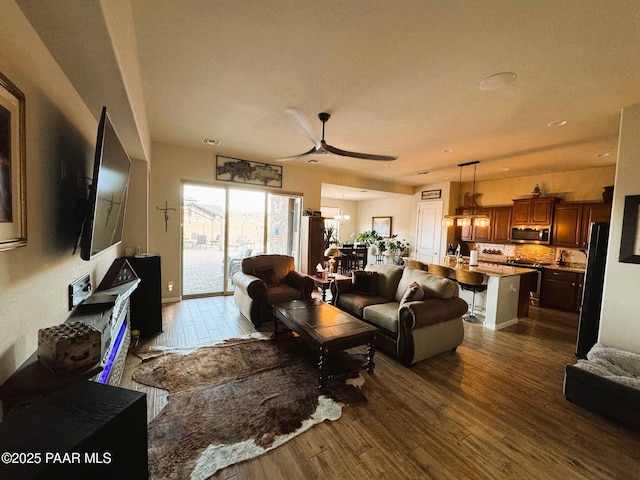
(121, 296), (640, 479)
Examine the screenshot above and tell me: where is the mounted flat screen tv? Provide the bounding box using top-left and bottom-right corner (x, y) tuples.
(80, 107), (131, 260)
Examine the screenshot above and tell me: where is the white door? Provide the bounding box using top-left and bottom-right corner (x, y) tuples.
(416, 201), (443, 264)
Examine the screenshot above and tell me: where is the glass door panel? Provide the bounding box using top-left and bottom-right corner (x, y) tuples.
(182, 184), (226, 296)
(267, 194), (301, 267)
(226, 189), (266, 291)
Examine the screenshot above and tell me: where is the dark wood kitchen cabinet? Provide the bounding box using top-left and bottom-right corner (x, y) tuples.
(491, 206), (513, 243)
(552, 201), (611, 248)
(512, 197), (556, 225)
(540, 268), (584, 313)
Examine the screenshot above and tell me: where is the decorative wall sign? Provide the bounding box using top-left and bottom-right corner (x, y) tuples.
(215, 155), (282, 188)
(372, 216), (392, 238)
(421, 189), (441, 200)
(0, 71), (27, 251)
(619, 194), (640, 264)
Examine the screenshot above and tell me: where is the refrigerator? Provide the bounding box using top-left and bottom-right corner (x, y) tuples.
(576, 222), (610, 358)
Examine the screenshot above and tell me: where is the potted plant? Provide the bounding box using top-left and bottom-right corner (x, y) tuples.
(356, 230), (382, 246)
(324, 226), (338, 249)
(386, 235), (410, 265)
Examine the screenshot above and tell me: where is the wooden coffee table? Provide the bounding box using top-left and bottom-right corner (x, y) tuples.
(272, 298), (378, 390)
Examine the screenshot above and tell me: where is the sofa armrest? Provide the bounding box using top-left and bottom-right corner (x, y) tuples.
(330, 277), (353, 305)
(284, 271), (314, 299)
(233, 272), (267, 299)
(399, 297), (468, 330)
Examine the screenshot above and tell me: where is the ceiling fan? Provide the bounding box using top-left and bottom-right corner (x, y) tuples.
(281, 109), (397, 161)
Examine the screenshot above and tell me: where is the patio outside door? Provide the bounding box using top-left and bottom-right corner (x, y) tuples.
(182, 183), (301, 297)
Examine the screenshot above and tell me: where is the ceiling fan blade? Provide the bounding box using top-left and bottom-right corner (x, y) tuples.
(323, 143), (397, 161)
(285, 108), (321, 147)
(277, 146), (318, 161)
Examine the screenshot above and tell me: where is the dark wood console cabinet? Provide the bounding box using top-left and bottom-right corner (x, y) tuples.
(0, 381), (147, 480)
(125, 255), (163, 338)
(300, 216), (325, 275)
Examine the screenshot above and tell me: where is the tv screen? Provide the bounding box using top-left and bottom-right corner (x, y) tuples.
(80, 107), (131, 261)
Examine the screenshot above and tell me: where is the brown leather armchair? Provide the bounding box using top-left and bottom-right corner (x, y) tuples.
(233, 254), (314, 327)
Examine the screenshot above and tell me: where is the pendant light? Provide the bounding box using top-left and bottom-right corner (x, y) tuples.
(442, 161), (490, 227)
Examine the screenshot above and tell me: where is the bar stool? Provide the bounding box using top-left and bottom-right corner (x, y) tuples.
(427, 264), (452, 278)
(454, 269), (487, 323)
(405, 259), (427, 270)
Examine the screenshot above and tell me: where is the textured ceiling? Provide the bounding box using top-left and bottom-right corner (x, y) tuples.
(17, 1), (640, 192)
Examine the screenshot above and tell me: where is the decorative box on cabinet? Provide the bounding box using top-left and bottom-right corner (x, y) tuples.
(125, 255), (163, 338)
(300, 216), (325, 274)
(0, 381), (147, 480)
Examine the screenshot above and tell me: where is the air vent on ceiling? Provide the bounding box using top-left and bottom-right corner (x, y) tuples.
(201, 138), (221, 146)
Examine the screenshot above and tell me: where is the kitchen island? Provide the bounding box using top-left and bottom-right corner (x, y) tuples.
(435, 261), (538, 330)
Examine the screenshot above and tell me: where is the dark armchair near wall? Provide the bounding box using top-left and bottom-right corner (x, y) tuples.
(233, 254), (314, 327)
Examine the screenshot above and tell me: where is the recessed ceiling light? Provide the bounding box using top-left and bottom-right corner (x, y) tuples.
(201, 138), (221, 146)
(417, 170), (430, 175)
(500, 168), (510, 171)
(547, 120), (567, 127)
(596, 152), (610, 157)
(359, 190), (368, 193)
(441, 148), (453, 153)
(479, 72), (517, 91)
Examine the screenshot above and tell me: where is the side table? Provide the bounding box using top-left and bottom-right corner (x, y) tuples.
(309, 273), (351, 302)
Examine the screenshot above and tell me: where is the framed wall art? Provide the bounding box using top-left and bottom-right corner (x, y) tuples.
(619, 194), (640, 264)
(372, 216), (392, 238)
(0, 71), (27, 251)
(215, 155), (283, 188)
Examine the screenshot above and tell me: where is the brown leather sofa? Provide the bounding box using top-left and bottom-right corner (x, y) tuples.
(233, 254), (314, 327)
(331, 263), (468, 366)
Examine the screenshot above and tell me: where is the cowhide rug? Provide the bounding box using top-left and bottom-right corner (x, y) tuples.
(132, 334), (367, 479)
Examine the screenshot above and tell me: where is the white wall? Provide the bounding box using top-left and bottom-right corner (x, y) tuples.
(0, 2), (123, 382)
(599, 104), (640, 354)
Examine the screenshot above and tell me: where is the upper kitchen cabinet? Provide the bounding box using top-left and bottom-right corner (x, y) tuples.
(457, 206), (511, 243)
(552, 201), (611, 248)
(491, 206), (513, 244)
(512, 198), (557, 225)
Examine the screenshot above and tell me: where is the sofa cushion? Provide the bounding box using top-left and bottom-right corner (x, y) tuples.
(265, 284), (303, 304)
(364, 264), (404, 300)
(363, 302), (400, 333)
(352, 271), (378, 295)
(254, 266), (280, 288)
(336, 293), (388, 318)
(395, 267), (458, 302)
(400, 281), (424, 305)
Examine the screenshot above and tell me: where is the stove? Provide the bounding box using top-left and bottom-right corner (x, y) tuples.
(500, 259), (550, 306)
(502, 259), (550, 269)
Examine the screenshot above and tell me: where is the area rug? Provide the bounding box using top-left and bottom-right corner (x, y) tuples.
(132, 334), (368, 479)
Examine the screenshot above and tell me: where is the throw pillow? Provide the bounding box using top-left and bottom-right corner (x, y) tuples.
(352, 271), (378, 295)
(400, 282), (425, 305)
(254, 266), (280, 288)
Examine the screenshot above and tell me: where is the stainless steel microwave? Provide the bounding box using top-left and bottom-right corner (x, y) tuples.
(510, 227), (551, 244)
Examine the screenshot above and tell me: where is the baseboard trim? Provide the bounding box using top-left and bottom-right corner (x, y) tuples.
(162, 296), (182, 304)
(484, 317), (519, 331)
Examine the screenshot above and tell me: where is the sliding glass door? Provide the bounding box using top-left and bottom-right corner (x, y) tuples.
(182, 183), (301, 297)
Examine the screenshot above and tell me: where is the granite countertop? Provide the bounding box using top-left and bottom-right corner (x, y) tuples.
(438, 261), (537, 278)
